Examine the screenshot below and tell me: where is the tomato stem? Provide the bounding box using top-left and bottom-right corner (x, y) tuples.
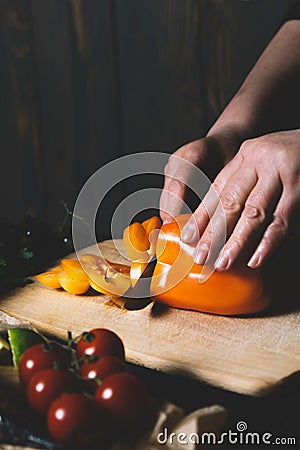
(67, 330), (87, 349)
(82, 331), (95, 343)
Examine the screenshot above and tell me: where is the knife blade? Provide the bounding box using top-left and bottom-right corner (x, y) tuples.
(119, 258), (157, 310)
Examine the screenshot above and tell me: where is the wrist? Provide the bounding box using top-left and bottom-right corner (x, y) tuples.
(206, 122), (251, 162)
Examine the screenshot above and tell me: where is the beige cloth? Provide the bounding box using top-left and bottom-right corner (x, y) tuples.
(0, 446), (37, 450)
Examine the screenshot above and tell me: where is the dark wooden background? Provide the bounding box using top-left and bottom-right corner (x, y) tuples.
(0, 0), (294, 237)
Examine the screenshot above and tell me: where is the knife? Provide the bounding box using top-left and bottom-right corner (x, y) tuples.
(114, 258), (157, 310)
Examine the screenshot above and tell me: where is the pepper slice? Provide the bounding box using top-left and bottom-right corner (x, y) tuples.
(123, 216), (162, 263)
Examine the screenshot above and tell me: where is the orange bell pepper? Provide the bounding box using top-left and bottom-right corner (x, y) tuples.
(150, 215), (271, 315)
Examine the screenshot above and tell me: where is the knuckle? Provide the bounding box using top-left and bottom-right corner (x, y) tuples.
(240, 138), (267, 161)
(196, 204), (210, 222)
(243, 203), (266, 222)
(167, 178), (184, 194)
(202, 225), (224, 248)
(260, 215), (288, 248)
(240, 139), (253, 155)
(211, 177), (223, 196)
(259, 233), (273, 249)
(221, 193), (241, 214)
(201, 226), (214, 245)
(164, 145), (198, 177)
(228, 236), (247, 254)
(270, 214), (289, 235)
(180, 143), (197, 161)
(171, 144), (194, 162)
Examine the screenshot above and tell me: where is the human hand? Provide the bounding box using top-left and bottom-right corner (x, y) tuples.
(180, 129), (300, 270)
(160, 128), (243, 224)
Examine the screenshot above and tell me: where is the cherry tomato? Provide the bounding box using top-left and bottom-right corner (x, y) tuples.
(18, 344), (64, 385)
(80, 355), (127, 382)
(27, 369), (75, 414)
(47, 393), (97, 441)
(76, 329), (125, 361)
(95, 373), (149, 428)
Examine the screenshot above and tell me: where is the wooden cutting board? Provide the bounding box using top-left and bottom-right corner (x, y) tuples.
(1, 239), (299, 397)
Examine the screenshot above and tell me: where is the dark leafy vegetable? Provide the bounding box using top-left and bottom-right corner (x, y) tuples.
(0, 213), (74, 295)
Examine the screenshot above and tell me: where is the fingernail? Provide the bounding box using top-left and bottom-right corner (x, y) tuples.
(193, 245), (209, 265)
(247, 252), (261, 269)
(215, 252), (231, 271)
(181, 222), (197, 243)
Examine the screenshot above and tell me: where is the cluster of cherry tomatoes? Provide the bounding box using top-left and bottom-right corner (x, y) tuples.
(18, 328), (151, 442)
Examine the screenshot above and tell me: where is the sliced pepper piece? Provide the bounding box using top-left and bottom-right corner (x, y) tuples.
(61, 259), (89, 283)
(58, 270), (90, 295)
(35, 266), (63, 289)
(80, 254), (131, 298)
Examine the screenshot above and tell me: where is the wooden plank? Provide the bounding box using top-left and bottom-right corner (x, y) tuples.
(115, 0), (204, 154)
(68, 0), (125, 240)
(229, 0), (295, 87)
(1, 239), (299, 396)
(69, 0), (124, 167)
(191, 0), (295, 129)
(116, 0), (296, 156)
(0, 0), (44, 222)
(29, 0), (121, 234)
(29, 0), (76, 231)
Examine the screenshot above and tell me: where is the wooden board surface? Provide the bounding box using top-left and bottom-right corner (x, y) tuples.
(1, 239), (300, 397)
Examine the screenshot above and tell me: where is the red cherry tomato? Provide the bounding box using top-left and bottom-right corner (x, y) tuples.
(76, 329), (125, 361)
(80, 355), (127, 382)
(27, 369), (75, 414)
(95, 373), (149, 427)
(47, 393), (96, 442)
(18, 344), (63, 385)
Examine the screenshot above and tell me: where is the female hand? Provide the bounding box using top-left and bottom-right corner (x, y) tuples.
(179, 129), (300, 270)
(160, 127), (245, 224)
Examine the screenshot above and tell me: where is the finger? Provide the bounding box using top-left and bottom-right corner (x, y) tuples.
(214, 177), (282, 271)
(193, 168), (257, 265)
(160, 175), (187, 223)
(160, 154), (200, 223)
(247, 191), (296, 268)
(181, 154), (243, 244)
(193, 183), (253, 266)
(160, 151), (209, 222)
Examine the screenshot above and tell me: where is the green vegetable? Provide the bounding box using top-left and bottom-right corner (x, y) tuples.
(7, 328), (44, 367)
(0, 212), (74, 295)
(0, 335), (10, 351)
(0, 336), (10, 363)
